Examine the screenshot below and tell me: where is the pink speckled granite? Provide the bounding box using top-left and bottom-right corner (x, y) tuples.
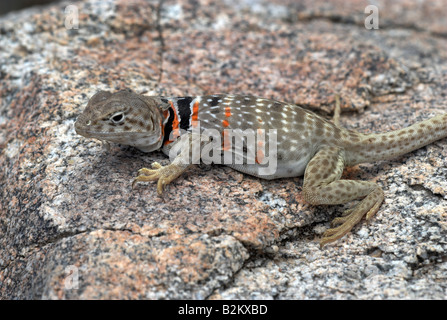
(0, 0), (446, 299)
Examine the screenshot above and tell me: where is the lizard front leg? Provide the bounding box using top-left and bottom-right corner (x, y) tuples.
(133, 160), (192, 195)
(133, 133), (196, 195)
(302, 146), (384, 247)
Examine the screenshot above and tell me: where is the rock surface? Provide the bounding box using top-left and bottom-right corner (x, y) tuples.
(0, 0), (446, 299)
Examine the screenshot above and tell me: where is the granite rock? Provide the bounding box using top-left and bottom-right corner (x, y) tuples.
(0, 0), (446, 299)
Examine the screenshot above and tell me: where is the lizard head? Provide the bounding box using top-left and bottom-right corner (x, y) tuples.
(75, 90), (169, 152)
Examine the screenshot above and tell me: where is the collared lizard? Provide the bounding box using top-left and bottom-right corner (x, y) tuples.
(75, 90), (447, 246)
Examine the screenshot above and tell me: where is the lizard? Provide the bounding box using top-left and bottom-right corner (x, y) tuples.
(74, 90), (447, 247)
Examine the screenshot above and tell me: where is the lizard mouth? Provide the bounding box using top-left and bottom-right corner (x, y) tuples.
(75, 123), (162, 149)
(76, 129), (146, 141)
(74, 124), (89, 137)
(75, 122), (135, 139)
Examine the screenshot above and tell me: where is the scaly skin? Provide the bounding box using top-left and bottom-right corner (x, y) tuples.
(75, 90), (447, 246)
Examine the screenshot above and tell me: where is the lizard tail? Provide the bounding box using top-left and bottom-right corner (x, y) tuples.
(346, 114), (447, 165)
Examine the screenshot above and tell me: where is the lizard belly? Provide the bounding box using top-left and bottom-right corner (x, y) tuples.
(226, 156), (311, 180)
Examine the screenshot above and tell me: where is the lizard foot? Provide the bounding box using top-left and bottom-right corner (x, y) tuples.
(320, 187), (384, 247)
(132, 162), (185, 195)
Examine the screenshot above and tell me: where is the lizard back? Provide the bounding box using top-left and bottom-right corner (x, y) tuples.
(162, 94), (342, 178)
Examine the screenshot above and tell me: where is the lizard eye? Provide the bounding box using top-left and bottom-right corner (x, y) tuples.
(110, 112), (125, 124)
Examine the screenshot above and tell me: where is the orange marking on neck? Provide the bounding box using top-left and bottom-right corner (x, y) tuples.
(222, 119), (230, 128)
(161, 109), (169, 142)
(169, 101), (180, 139)
(192, 100), (199, 127)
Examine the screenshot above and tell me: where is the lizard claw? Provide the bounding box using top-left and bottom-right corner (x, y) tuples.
(136, 162), (163, 177)
(132, 162), (166, 194)
(132, 161), (188, 195)
(319, 188), (384, 248)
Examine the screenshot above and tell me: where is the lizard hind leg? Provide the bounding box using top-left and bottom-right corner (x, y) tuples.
(302, 146), (384, 247)
(320, 187), (384, 247)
